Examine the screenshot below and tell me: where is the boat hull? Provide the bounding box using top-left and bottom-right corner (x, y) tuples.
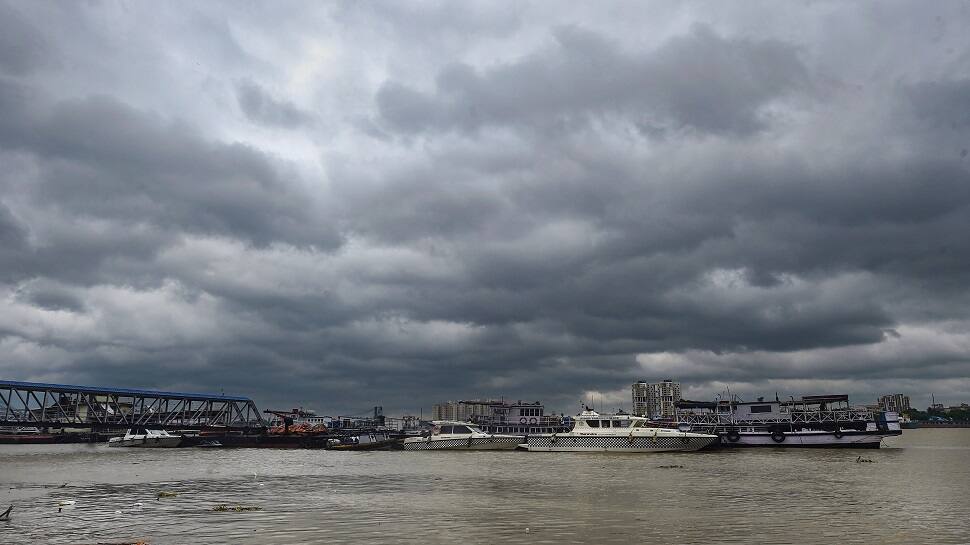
(524, 434), (718, 452)
(329, 438), (402, 451)
(108, 436), (182, 448)
(401, 435), (522, 451)
(719, 430), (897, 448)
(0, 434), (57, 444)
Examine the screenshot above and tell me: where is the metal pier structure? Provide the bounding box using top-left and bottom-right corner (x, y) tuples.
(0, 380), (266, 432)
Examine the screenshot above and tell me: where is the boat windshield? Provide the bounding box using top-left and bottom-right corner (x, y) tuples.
(441, 425), (476, 434)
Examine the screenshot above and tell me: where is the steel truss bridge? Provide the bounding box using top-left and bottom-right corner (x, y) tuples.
(0, 380), (266, 431)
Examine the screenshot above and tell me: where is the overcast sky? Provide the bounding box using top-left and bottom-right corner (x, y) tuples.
(2, 1), (969, 416)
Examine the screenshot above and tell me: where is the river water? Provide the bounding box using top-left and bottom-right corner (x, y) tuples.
(1, 429), (968, 544)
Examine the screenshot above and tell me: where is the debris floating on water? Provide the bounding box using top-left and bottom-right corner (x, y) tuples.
(0, 505), (12, 520)
(156, 491), (179, 499)
(657, 465), (685, 469)
(212, 504), (262, 512)
(856, 456), (875, 463)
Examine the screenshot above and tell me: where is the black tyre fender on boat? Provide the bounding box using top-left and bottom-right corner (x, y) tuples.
(770, 430), (786, 443)
(726, 430), (741, 443)
(833, 429), (844, 439)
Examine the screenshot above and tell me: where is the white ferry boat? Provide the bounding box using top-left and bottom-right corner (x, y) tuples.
(522, 409), (719, 452)
(401, 421), (523, 451)
(107, 428), (182, 448)
(675, 395), (902, 448)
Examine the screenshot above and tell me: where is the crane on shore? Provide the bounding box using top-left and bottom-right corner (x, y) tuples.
(262, 408), (327, 434)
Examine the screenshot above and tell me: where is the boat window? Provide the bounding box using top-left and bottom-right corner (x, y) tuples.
(453, 426), (472, 434)
(439, 426), (453, 434)
(750, 405), (773, 413)
(613, 420), (630, 428)
(587, 420), (600, 428)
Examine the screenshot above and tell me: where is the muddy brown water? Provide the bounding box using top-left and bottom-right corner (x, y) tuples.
(1, 429), (968, 544)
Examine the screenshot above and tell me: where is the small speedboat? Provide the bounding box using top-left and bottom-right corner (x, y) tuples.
(327, 431), (401, 451)
(521, 409), (718, 452)
(401, 421), (523, 451)
(108, 428), (182, 448)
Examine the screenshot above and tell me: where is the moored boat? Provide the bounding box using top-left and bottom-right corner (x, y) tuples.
(522, 409), (719, 452)
(675, 395), (902, 448)
(401, 421), (523, 451)
(327, 430), (401, 450)
(107, 428), (182, 448)
(0, 427), (56, 444)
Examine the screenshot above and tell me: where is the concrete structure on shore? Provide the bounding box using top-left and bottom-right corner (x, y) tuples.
(432, 400), (493, 421)
(632, 379), (681, 419)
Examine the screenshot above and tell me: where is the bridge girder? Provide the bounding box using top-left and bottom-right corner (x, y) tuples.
(0, 380), (266, 431)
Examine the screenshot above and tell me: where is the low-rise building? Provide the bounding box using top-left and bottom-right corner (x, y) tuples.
(431, 398), (567, 434)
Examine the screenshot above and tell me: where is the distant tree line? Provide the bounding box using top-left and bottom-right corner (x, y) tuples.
(903, 407), (970, 422)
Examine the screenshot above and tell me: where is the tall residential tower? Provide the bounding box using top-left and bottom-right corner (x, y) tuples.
(632, 379), (682, 419)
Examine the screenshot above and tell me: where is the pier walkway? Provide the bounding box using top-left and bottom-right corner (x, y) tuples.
(0, 380), (265, 432)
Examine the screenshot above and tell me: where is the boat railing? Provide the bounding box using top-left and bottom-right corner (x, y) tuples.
(675, 414), (737, 426)
(676, 407), (874, 425)
(786, 408), (873, 423)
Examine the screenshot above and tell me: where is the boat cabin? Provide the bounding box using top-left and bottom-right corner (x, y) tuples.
(731, 401), (784, 420)
(571, 410), (652, 431)
(430, 421), (486, 436)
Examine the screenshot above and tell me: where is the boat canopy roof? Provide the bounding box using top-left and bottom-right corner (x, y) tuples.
(675, 400), (717, 410)
(798, 395), (849, 404)
(574, 410), (645, 420)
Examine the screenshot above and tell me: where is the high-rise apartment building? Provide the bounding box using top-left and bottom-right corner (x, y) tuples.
(877, 394), (911, 413)
(632, 379), (682, 419)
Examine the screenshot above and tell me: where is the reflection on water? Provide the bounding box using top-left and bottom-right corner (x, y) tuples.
(1, 430), (968, 544)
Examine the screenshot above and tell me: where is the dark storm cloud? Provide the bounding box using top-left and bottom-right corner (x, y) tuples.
(0, 79), (338, 251)
(2, 2), (970, 413)
(13, 280), (87, 313)
(377, 24), (809, 135)
(236, 79), (315, 128)
(0, 2), (50, 75)
(0, 201), (30, 282)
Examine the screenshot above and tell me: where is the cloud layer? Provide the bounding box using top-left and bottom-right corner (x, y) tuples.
(2, 1), (970, 414)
